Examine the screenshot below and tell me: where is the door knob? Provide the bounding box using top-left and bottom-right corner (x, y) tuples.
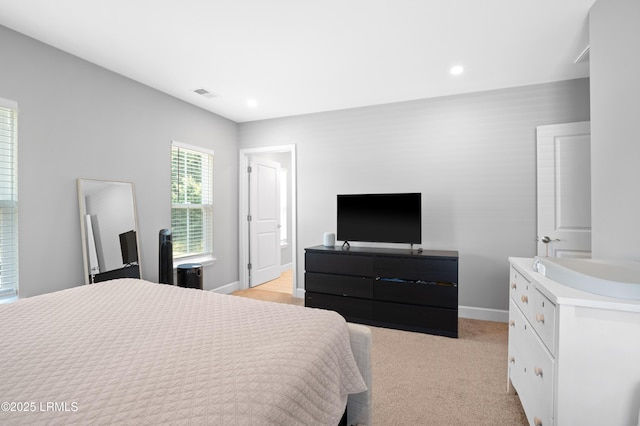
(539, 236), (560, 244)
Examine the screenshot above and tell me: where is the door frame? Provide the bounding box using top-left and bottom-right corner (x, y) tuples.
(239, 144), (297, 294)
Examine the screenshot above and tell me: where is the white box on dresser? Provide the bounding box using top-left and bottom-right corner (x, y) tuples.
(508, 257), (640, 426)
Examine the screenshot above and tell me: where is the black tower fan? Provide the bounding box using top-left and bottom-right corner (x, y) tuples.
(159, 229), (173, 284)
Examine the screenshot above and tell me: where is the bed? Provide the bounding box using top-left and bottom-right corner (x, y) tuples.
(0, 279), (371, 425)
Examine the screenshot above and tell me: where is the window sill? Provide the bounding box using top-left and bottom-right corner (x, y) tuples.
(0, 295), (18, 305)
(173, 255), (216, 270)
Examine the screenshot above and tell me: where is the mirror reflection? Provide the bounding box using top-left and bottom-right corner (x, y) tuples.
(77, 179), (141, 284)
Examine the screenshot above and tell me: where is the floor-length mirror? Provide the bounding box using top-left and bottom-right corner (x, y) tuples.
(77, 179), (142, 284)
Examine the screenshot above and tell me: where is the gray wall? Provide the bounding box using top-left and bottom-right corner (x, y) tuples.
(239, 80), (590, 312)
(589, 0), (640, 260)
(0, 25), (239, 297)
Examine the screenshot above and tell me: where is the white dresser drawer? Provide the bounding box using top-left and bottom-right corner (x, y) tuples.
(521, 322), (554, 426)
(510, 266), (533, 319)
(531, 287), (556, 355)
(510, 304), (554, 426)
(507, 298), (527, 391)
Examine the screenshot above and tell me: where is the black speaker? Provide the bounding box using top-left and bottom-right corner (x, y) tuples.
(159, 229), (173, 285)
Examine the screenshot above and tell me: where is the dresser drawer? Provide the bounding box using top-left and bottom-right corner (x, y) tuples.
(508, 299), (527, 392)
(375, 256), (458, 283)
(531, 288), (556, 355)
(373, 301), (457, 336)
(508, 294), (554, 426)
(374, 279), (457, 309)
(521, 322), (554, 426)
(305, 292), (373, 321)
(510, 266), (534, 319)
(305, 272), (373, 298)
(305, 252), (373, 276)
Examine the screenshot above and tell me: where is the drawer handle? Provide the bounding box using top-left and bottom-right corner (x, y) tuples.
(510, 282), (517, 289)
(534, 367), (543, 377)
(521, 295), (528, 303)
(509, 356), (515, 363)
(536, 313), (545, 323)
(509, 320), (515, 327)
(534, 416), (543, 426)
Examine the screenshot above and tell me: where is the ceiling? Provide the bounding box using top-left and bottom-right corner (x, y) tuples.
(0, 0), (595, 123)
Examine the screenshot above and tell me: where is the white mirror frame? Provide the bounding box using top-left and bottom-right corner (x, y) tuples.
(77, 178), (142, 284)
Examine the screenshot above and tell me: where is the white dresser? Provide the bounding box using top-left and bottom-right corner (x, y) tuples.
(508, 257), (640, 426)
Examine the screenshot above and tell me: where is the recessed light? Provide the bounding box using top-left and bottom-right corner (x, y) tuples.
(450, 65), (464, 76)
(247, 99), (258, 108)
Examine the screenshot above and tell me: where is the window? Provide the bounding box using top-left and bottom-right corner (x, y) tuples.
(171, 142), (214, 261)
(0, 99), (18, 300)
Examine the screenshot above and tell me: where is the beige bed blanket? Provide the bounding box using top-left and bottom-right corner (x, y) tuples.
(0, 279), (366, 425)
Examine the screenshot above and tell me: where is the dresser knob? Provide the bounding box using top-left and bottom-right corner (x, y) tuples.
(509, 320), (515, 327)
(521, 295), (529, 303)
(511, 282), (517, 289)
(534, 367), (543, 377)
(509, 356), (515, 363)
(536, 313), (545, 323)
(534, 416), (543, 426)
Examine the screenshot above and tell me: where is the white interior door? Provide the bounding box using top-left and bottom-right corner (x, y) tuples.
(249, 157), (281, 287)
(537, 121), (591, 258)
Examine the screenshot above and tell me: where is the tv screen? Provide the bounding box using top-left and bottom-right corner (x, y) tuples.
(337, 193), (421, 244)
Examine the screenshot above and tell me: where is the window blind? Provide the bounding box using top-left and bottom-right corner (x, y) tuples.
(0, 101), (18, 299)
(171, 142), (213, 259)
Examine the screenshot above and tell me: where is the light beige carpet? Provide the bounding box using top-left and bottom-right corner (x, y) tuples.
(231, 288), (527, 425)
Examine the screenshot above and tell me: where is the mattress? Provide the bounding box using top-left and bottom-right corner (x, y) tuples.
(0, 279), (366, 425)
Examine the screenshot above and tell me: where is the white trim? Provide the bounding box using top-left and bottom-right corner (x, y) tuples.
(0, 100), (18, 297)
(170, 143), (214, 261)
(240, 144), (293, 154)
(280, 262), (293, 273)
(173, 255), (216, 270)
(0, 295), (18, 305)
(0, 97), (18, 109)
(171, 140), (215, 156)
(239, 144), (297, 293)
(458, 305), (508, 323)
(211, 280), (240, 295)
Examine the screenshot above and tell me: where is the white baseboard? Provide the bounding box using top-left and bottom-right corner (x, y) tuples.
(281, 263), (293, 273)
(459, 305), (508, 323)
(211, 281), (240, 295)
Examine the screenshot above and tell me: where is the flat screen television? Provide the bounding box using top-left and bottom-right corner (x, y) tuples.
(337, 193), (421, 244)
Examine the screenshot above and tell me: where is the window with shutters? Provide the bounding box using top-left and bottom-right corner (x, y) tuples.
(171, 142), (214, 261)
(0, 99), (18, 301)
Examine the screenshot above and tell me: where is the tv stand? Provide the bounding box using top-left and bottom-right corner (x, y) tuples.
(304, 245), (459, 337)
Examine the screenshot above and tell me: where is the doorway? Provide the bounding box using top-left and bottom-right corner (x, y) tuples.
(239, 145), (298, 296)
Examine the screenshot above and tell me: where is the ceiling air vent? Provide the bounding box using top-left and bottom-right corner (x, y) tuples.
(194, 88), (218, 99)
